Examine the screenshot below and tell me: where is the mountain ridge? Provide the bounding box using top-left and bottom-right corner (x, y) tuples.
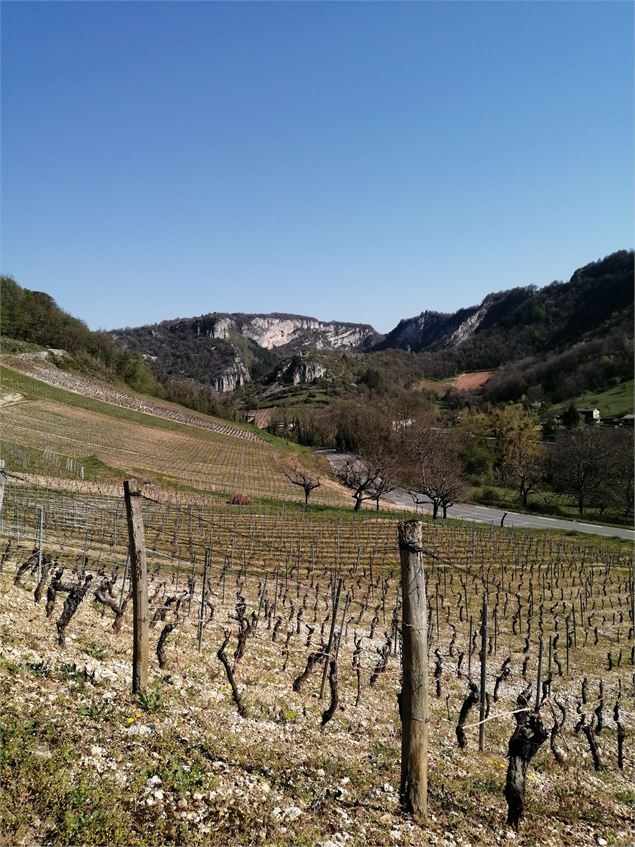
(110, 250), (633, 396)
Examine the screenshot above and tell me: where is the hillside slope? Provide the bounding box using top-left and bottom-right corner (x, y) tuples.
(0, 359), (347, 505)
(378, 250), (633, 364)
(0, 277), (159, 395)
(111, 313), (382, 392)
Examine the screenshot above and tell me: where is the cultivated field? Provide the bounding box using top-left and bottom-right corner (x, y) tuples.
(0, 481), (632, 846)
(0, 363), (349, 506)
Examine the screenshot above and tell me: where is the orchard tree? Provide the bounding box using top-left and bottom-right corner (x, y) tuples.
(491, 405), (545, 507)
(336, 410), (398, 511)
(401, 424), (466, 519)
(337, 457), (397, 511)
(282, 463), (321, 505)
(549, 427), (613, 515)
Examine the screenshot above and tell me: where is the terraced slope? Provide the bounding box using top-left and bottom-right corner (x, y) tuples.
(0, 362), (349, 506)
(2, 355), (260, 441)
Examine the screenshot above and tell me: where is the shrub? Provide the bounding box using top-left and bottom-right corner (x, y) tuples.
(480, 486), (501, 504)
(229, 493), (252, 506)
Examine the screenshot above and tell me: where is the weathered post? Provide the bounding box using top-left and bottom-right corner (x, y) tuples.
(197, 547), (211, 651)
(535, 637), (544, 710)
(398, 519), (428, 820)
(37, 505), (45, 581)
(123, 479), (148, 694)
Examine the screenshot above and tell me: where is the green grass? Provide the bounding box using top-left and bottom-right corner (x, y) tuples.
(468, 482), (634, 529)
(0, 337), (48, 355)
(552, 379), (634, 419)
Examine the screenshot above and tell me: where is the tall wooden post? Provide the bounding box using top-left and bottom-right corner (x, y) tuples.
(123, 480), (148, 694)
(398, 520), (428, 820)
(37, 505), (45, 581)
(535, 637), (544, 711)
(198, 546), (211, 651)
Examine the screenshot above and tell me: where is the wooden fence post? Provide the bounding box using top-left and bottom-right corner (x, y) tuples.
(123, 480), (148, 694)
(398, 519), (428, 820)
(37, 505), (45, 581)
(198, 547), (211, 651)
(535, 637), (544, 711)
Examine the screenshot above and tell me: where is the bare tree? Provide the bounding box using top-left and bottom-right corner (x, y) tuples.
(401, 425), (465, 519)
(549, 427), (614, 515)
(338, 456), (396, 512)
(588, 429), (634, 518)
(336, 410), (398, 511)
(283, 463), (321, 504)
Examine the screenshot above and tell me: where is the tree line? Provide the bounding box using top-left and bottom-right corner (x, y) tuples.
(284, 400), (634, 522)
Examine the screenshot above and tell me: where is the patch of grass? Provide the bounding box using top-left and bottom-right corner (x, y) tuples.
(81, 640), (109, 661)
(157, 753), (210, 794)
(28, 659), (52, 677)
(0, 337), (47, 355)
(613, 788), (635, 805)
(369, 741), (398, 772)
(0, 711), (130, 845)
(552, 379), (634, 419)
(136, 681), (165, 713)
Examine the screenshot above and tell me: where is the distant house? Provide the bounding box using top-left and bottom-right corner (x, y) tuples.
(579, 408), (601, 425)
(620, 413), (634, 427)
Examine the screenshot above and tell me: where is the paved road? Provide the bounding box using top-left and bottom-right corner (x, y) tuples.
(318, 450), (635, 542)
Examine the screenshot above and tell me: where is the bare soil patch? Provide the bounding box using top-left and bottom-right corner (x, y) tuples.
(450, 371), (492, 391)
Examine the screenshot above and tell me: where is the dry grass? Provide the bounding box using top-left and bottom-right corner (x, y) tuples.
(0, 363), (350, 506)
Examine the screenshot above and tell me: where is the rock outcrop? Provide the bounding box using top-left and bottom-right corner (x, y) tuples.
(190, 313), (380, 351)
(269, 355), (327, 387)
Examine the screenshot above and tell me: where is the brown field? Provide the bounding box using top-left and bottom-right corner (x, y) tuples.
(450, 371), (493, 391)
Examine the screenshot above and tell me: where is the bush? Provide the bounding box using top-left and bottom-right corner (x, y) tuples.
(480, 487), (501, 504)
(527, 497), (564, 516)
(229, 493), (252, 506)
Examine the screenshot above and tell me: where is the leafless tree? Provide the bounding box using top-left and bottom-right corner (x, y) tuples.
(338, 455), (397, 512)
(336, 411), (398, 511)
(283, 463), (321, 504)
(401, 424), (466, 519)
(549, 427), (621, 515)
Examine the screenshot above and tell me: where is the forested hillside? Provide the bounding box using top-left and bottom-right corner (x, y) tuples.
(2, 250), (632, 414)
(0, 277), (159, 395)
(415, 251), (634, 403)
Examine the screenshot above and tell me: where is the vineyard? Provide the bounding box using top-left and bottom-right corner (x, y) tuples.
(0, 363), (347, 505)
(1, 479), (633, 846)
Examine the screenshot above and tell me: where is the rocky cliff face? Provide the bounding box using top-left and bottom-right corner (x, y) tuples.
(377, 305), (482, 352)
(270, 356), (327, 386)
(111, 312), (378, 394)
(212, 358), (251, 393)
(191, 313), (380, 351)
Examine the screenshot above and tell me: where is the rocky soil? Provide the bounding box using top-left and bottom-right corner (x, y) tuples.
(1, 548), (632, 847)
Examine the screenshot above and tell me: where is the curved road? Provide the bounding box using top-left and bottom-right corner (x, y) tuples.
(318, 450), (635, 542)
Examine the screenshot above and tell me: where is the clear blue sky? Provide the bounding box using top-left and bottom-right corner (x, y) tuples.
(2, 1), (632, 333)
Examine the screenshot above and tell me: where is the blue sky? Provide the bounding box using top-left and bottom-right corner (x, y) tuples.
(1, 1), (632, 333)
